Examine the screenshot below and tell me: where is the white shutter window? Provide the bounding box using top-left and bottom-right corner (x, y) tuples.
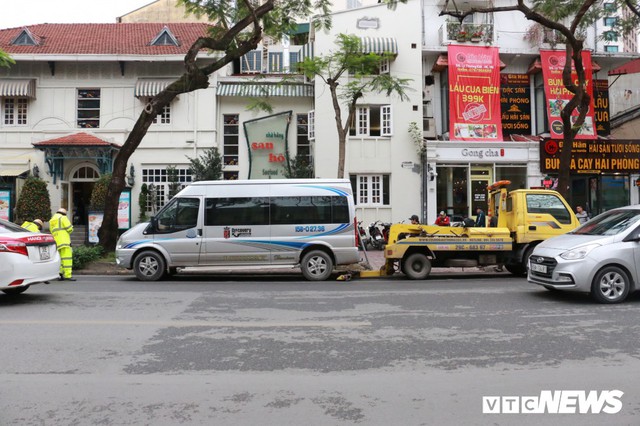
(381, 105), (393, 136)
(308, 110), (315, 140)
(357, 107), (369, 136)
(380, 58), (390, 74)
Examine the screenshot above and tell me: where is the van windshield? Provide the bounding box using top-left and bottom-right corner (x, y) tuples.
(570, 209), (640, 236)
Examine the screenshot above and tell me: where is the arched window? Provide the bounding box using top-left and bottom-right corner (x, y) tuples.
(71, 166), (100, 181)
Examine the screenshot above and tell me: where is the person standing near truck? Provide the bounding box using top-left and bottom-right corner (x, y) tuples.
(435, 211), (450, 226)
(475, 207), (486, 227)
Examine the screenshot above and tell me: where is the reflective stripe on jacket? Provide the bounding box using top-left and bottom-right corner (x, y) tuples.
(21, 221), (39, 232)
(50, 212), (73, 246)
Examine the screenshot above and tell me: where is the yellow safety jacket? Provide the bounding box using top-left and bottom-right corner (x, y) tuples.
(21, 221), (39, 232)
(50, 213), (73, 247)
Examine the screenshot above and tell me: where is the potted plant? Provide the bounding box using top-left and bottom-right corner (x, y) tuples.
(471, 30), (483, 42)
(457, 30), (467, 42)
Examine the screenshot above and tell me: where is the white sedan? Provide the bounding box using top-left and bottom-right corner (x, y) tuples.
(0, 218), (60, 295)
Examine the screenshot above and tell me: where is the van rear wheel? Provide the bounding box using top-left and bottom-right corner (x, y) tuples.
(301, 250), (333, 281)
(134, 250), (166, 281)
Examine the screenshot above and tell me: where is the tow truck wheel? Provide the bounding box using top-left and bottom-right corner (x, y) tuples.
(402, 253), (432, 280)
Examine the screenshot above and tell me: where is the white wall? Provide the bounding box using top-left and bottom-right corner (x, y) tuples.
(313, 1), (424, 224)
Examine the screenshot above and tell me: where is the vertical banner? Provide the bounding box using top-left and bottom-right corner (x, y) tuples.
(540, 49), (597, 139)
(88, 211), (103, 244)
(0, 190), (10, 220)
(118, 189), (131, 230)
(594, 79), (610, 137)
(500, 73), (531, 136)
(448, 45), (503, 141)
(244, 111), (292, 179)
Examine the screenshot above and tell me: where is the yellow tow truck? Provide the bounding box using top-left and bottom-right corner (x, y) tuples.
(360, 181), (580, 279)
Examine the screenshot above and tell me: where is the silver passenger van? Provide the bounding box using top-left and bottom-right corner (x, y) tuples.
(116, 179), (360, 281)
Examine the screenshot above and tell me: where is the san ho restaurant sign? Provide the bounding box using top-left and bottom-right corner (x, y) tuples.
(500, 73), (531, 136)
(540, 139), (640, 174)
(448, 45), (503, 142)
(243, 111), (292, 179)
(540, 49), (597, 140)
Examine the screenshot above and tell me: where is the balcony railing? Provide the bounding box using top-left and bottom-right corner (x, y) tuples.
(439, 22), (494, 45)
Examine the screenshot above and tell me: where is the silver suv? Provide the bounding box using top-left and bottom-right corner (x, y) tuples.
(528, 205), (640, 303)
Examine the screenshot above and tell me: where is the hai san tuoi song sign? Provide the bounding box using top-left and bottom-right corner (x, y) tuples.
(243, 111), (292, 179)
(540, 139), (640, 174)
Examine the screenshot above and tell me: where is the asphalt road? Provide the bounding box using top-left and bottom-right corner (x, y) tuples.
(2, 273), (640, 425)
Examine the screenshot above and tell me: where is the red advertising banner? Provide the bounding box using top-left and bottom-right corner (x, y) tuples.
(540, 49), (597, 139)
(448, 45), (503, 141)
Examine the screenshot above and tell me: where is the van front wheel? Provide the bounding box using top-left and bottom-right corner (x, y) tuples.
(134, 250), (166, 281)
(301, 250), (333, 281)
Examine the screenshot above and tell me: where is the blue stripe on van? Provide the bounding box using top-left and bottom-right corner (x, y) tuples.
(297, 185), (349, 197)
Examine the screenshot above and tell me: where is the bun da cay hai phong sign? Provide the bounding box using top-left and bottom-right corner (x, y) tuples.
(448, 45), (503, 142)
(540, 139), (640, 174)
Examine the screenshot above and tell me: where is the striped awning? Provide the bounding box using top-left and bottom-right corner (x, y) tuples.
(217, 83), (314, 97)
(134, 79), (174, 97)
(360, 37), (398, 55)
(0, 79), (36, 98)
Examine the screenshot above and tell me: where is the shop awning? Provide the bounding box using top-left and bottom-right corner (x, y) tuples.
(432, 54), (506, 72)
(217, 83), (314, 97)
(0, 79), (36, 98)
(0, 168), (29, 177)
(134, 79), (174, 97)
(360, 36), (398, 55)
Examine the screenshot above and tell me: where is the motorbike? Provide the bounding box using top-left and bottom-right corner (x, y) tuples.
(379, 222), (391, 244)
(368, 220), (386, 250)
(357, 221), (370, 250)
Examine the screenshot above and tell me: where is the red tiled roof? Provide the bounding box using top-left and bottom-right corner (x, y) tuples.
(0, 23), (210, 55)
(33, 132), (120, 147)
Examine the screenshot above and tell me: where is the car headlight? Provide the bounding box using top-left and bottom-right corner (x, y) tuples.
(560, 243), (600, 260)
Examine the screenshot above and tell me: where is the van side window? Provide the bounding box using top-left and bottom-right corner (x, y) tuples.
(155, 197), (200, 233)
(205, 197), (270, 226)
(204, 195), (350, 226)
(526, 193), (572, 224)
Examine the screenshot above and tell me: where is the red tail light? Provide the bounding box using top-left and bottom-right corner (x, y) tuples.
(0, 241), (29, 256)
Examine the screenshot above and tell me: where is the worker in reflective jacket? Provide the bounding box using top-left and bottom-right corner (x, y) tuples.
(50, 208), (76, 281)
(21, 218), (44, 232)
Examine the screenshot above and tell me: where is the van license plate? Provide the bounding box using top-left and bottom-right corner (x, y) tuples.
(39, 246), (50, 261)
(530, 263), (546, 273)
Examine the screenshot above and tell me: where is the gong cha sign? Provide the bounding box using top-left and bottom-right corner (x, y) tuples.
(448, 45), (503, 142)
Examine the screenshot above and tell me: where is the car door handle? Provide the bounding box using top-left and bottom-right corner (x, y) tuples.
(529, 225), (537, 230)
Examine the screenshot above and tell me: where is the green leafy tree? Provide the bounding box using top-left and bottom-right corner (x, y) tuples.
(188, 147), (223, 182)
(15, 177), (51, 223)
(297, 34), (412, 178)
(89, 173), (112, 211)
(0, 48), (14, 68)
(138, 183), (149, 223)
(285, 153), (314, 178)
(166, 166), (181, 200)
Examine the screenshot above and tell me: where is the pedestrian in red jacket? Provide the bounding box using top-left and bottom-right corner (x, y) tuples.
(435, 211), (450, 226)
